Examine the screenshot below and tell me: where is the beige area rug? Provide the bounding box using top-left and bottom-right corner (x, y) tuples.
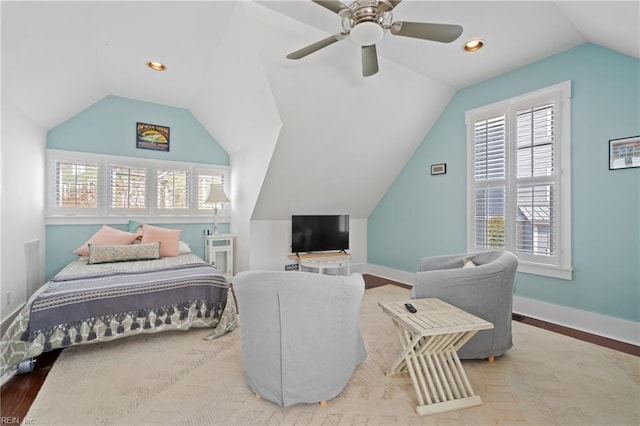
(26, 285), (639, 425)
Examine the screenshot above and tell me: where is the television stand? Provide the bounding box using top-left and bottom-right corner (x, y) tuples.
(288, 252), (352, 275)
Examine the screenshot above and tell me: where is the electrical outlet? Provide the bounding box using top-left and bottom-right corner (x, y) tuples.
(6, 291), (11, 306)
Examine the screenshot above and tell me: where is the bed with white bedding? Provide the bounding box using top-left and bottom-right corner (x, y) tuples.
(0, 253), (237, 377)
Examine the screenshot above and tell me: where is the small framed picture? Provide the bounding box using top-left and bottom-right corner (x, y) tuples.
(609, 136), (640, 170)
(431, 163), (447, 175)
(136, 122), (170, 152)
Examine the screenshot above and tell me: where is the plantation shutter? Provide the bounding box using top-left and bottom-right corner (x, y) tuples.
(514, 103), (556, 257)
(197, 171), (225, 210)
(472, 114), (506, 249)
(157, 168), (189, 210)
(109, 165), (146, 209)
(55, 160), (98, 208)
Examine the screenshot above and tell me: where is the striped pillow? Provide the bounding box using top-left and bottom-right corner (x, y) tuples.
(88, 242), (161, 264)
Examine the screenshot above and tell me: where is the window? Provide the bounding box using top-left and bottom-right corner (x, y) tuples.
(466, 81), (572, 279)
(110, 165), (146, 211)
(53, 160), (99, 211)
(46, 150), (229, 223)
(157, 168), (189, 212)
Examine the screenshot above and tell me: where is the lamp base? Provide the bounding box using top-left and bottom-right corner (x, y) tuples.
(212, 209), (220, 235)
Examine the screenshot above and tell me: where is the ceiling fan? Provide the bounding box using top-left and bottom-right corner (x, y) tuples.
(286, 0), (464, 77)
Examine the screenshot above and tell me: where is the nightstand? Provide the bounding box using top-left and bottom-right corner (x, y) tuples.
(204, 233), (234, 280)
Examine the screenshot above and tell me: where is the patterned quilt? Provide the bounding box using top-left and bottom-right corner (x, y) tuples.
(1, 253), (237, 377)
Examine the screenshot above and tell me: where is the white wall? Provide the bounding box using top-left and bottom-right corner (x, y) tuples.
(247, 217), (367, 273)
(230, 125), (279, 274)
(1, 99), (46, 324)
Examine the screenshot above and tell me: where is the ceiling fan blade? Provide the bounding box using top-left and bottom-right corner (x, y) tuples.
(311, 0), (352, 18)
(390, 21), (463, 43)
(377, 0), (402, 13)
(286, 33), (347, 60)
(362, 44), (379, 77)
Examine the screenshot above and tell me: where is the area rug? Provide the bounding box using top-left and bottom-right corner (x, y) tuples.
(26, 285), (639, 425)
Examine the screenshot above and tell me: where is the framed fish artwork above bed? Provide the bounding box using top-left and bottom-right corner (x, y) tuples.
(136, 122), (170, 152)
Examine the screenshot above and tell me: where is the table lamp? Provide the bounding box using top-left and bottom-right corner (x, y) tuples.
(206, 183), (230, 234)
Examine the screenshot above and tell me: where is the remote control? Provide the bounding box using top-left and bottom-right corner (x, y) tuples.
(404, 303), (417, 313)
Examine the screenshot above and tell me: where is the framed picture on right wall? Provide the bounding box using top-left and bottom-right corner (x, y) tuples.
(431, 163), (447, 175)
(609, 135), (640, 170)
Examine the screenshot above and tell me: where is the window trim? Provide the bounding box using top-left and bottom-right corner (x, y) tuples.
(465, 81), (572, 280)
(46, 149), (230, 225)
(48, 152), (102, 216)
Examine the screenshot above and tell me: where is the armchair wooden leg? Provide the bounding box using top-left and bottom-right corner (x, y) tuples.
(319, 400), (327, 407)
(488, 356), (495, 363)
(255, 393), (262, 400)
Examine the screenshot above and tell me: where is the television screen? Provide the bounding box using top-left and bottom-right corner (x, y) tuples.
(291, 215), (349, 254)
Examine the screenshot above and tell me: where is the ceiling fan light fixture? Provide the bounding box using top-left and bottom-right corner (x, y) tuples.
(349, 21), (384, 46)
(463, 39), (484, 52)
(147, 61), (166, 71)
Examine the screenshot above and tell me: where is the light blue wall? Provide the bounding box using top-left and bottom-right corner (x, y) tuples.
(45, 96), (229, 280)
(48, 95), (228, 164)
(368, 43), (640, 322)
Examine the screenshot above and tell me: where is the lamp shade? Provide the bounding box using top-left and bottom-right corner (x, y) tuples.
(206, 183), (230, 203)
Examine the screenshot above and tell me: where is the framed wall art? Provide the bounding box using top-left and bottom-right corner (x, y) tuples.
(136, 122), (170, 152)
(609, 136), (639, 170)
(431, 163), (447, 175)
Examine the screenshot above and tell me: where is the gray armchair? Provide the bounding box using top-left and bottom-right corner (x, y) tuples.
(233, 270), (367, 407)
(411, 250), (518, 361)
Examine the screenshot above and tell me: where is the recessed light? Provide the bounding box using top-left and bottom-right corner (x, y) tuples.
(463, 39), (484, 52)
(147, 61), (166, 71)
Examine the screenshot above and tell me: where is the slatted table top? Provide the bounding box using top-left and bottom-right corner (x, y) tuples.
(378, 298), (493, 336)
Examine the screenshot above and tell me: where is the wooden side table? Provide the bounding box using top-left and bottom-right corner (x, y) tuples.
(204, 234), (234, 281)
(378, 298), (493, 416)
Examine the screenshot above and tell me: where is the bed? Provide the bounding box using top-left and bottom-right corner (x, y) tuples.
(0, 252), (237, 377)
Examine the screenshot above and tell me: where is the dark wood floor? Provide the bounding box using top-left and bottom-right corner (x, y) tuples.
(1, 275), (637, 424)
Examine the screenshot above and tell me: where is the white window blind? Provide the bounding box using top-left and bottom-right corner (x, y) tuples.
(197, 171), (225, 210)
(54, 160), (98, 209)
(472, 115), (507, 250)
(514, 103), (556, 257)
(474, 115), (506, 181)
(466, 81), (572, 279)
(109, 165), (146, 209)
(157, 168), (189, 210)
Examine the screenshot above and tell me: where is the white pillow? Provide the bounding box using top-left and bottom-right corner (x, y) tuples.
(178, 241), (192, 254)
(463, 258), (477, 268)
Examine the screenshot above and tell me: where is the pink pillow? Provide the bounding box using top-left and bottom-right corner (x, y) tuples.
(141, 224), (182, 257)
(74, 225), (138, 256)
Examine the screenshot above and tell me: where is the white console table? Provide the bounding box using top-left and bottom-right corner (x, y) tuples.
(288, 252), (351, 275)
(204, 234), (234, 280)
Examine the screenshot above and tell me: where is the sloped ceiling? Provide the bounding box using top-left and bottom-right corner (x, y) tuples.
(2, 1), (639, 220)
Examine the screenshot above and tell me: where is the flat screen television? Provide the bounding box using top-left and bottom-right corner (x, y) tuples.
(291, 215), (349, 254)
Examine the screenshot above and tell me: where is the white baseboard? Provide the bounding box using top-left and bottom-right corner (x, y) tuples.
(366, 263), (639, 347)
(365, 263), (414, 286)
(513, 295), (640, 346)
(350, 262), (367, 274)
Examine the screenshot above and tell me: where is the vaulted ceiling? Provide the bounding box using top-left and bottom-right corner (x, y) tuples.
(2, 1), (639, 220)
